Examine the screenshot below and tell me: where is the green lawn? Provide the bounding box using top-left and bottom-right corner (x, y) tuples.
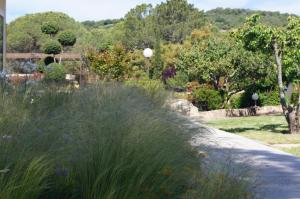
(207, 115), (300, 146)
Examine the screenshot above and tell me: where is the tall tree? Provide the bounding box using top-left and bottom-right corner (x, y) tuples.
(235, 15), (300, 133)
(123, 4), (155, 49)
(155, 0), (206, 43)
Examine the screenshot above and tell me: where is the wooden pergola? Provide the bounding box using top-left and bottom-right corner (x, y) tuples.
(6, 53), (83, 61)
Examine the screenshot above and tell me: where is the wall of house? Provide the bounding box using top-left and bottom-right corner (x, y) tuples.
(0, 0), (5, 71)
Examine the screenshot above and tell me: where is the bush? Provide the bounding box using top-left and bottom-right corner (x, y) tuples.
(58, 31), (77, 47)
(259, 90), (280, 106)
(228, 93), (244, 109)
(44, 63), (66, 82)
(86, 44), (128, 80)
(166, 72), (189, 91)
(125, 78), (166, 102)
(43, 41), (62, 55)
(192, 87), (223, 111)
(0, 83), (256, 199)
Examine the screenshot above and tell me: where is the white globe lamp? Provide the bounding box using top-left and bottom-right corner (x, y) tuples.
(252, 93), (259, 107)
(143, 48), (153, 58)
(143, 48), (153, 78)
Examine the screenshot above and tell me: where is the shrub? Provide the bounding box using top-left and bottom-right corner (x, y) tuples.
(186, 81), (201, 92)
(43, 40), (62, 55)
(125, 79), (166, 102)
(166, 71), (189, 91)
(44, 63), (66, 82)
(228, 93), (244, 109)
(86, 44), (128, 80)
(192, 87), (223, 111)
(259, 90), (280, 106)
(58, 31), (77, 47)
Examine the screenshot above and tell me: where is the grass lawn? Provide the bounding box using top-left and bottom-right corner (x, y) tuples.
(207, 115), (300, 156)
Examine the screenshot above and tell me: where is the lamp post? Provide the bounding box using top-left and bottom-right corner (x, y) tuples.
(143, 48), (153, 79)
(252, 93), (259, 108)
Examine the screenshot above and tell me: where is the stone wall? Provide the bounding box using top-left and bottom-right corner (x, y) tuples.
(169, 99), (283, 121)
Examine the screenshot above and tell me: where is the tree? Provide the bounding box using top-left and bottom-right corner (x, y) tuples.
(58, 30), (77, 63)
(41, 21), (59, 37)
(58, 31), (76, 48)
(153, 34), (163, 79)
(177, 33), (274, 104)
(235, 14), (300, 133)
(123, 4), (155, 49)
(43, 40), (62, 62)
(154, 0), (206, 43)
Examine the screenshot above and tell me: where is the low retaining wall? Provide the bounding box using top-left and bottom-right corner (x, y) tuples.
(169, 99), (283, 121)
(197, 106), (282, 121)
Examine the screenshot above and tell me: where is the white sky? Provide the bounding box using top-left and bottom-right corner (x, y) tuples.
(7, 0), (300, 23)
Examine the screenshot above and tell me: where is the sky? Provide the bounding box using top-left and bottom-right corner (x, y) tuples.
(7, 0), (300, 23)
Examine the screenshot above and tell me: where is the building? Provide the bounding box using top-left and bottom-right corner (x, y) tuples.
(0, 0), (5, 71)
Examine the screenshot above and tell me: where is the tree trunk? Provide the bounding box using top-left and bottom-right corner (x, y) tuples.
(287, 107), (299, 134)
(273, 42), (299, 133)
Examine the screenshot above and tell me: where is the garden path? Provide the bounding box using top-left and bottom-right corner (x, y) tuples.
(188, 118), (300, 199)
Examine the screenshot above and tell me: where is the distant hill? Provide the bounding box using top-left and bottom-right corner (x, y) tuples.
(206, 8), (296, 30)
(81, 19), (123, 30)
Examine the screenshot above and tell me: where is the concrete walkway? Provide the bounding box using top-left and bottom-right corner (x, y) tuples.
(188, 118), (300, 199)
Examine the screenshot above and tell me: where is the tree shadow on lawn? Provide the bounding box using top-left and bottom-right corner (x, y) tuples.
(260, 124), (289, 134)
(220, 124), (289, 134)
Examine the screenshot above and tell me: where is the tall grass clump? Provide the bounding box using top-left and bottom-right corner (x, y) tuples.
(0, 81), (256, 199)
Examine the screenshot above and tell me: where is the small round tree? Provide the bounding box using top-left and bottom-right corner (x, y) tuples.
(57, 31), (77, 63)
(58, 31), (77, 48)
(43, 40), (62, 62)
(41, 22), (59, 37)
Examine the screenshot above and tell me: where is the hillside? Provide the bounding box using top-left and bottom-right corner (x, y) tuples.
(206, 8), (296, 30)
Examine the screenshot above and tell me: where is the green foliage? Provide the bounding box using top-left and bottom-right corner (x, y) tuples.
(81, 19), (123, 30)
(283, 17), (300, 83)
(44, 63), (66, 81)
(86, 44), (129, 80)
(235, 14), (300, 83)
(259, 90), (280, 106)
(87, 23), (125, 51)
(155, 0), (206, 43)
(228, 93), (245, 109)
(123, 4), (155, 49)
(43, 40), (62, 55)
(192, 87), (223, 111)
(41, 21), (59, 36)
(153, 36), (163, 78)
(0, 83), (256, 199)
(7, 12), (87, 52)
(7, 32), (35, 53)
(58, 31), (77, 47)
(177, 33), (275, 96)
(123, 0), (206, 49)
(166, 72), (189, 90)
(125, 79), (166, 100)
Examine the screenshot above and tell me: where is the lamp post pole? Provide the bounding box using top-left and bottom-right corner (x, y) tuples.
(143, 48), (153, 79)
(252, 93), (259, 108)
